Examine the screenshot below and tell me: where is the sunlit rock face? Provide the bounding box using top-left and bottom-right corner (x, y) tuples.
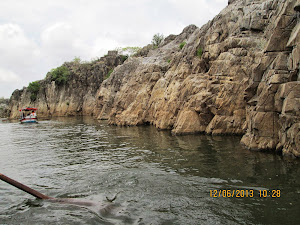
(95, 0), (300, 157)
(9, 0), (300, 157)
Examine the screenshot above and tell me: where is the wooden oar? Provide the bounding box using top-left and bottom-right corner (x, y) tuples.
(0, 173), (119, 214)
(0, 173), (53, 200)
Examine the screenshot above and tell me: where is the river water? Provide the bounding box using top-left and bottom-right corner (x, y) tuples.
(0, 117), (299, 225)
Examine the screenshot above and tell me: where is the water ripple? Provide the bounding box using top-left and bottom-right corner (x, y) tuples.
(0, 117), (300, 224)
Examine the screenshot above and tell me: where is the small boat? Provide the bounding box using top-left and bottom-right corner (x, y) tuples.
(19, 107), (38, 123)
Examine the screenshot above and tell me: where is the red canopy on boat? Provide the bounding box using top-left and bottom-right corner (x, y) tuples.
(19, 107), (38, 112)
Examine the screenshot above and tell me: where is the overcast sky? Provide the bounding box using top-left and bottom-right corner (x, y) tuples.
(0, 0), (227, 98)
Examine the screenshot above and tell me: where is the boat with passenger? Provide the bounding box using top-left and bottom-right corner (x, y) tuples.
(19, 107), (38, 123)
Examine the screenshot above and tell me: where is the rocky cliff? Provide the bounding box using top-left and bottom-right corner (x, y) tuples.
(9, 0), (300, 157)
(9, 51), (124, 118)
(0, 98), (9, 118)
(241, 0), (300, 157)
(95, 0), (300, 157)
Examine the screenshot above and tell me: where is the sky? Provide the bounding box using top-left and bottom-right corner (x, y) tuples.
(0, 0), (228, 98)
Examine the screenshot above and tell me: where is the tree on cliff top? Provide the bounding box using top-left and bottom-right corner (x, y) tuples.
(151, 33), (164, 47)
(116, 47), (141, 56)
(47, 66), (70, 85)
(27, 81), (40, 102)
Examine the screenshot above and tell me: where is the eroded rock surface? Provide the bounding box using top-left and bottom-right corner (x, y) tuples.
(9, 51), (124, 118)
(96, 0), (299, 157)
(0, 98), (10, 118)
(9, 0), (300, 157)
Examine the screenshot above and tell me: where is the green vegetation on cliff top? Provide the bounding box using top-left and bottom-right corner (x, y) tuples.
(116, 47), (141, 57)
(28, 81), (40, 102)
(48, 65), (70, 85)
(22, 32), (165, 102)
(151, 33), (164, 47)
(0, 97), (9, 104)
(27, 64), (71, 102)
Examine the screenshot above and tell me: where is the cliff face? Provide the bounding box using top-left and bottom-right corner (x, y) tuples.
(0, 98), (9, 118)
(9, 0), (300, 157)
(241, 0), (300, 157)
(9, 51), (124, 118)
(95, 0), (300, 157)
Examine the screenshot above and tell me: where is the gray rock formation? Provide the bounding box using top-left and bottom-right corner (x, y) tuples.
(0, 98), (10, 118)
(95, 0), (300, 157)
(241, 0), (300, 157)
(9, 0), (300, 157)
(228, 0), (238, 5)
(9, 52), (124, 118)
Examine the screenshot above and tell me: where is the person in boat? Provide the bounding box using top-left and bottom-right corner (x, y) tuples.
(31, 111), (36, 117)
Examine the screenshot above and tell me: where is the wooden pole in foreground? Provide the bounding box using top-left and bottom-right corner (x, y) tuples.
(0, 173), (119, 211)
(0, 173), (53, 200)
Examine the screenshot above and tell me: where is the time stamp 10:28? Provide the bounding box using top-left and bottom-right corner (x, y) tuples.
(210, 189), (281, 198)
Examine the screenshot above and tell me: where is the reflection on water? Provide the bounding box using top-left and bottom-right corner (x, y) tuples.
(0, 117), (299, 224)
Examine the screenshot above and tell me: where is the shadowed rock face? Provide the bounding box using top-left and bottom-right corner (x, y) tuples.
(0, 98), (9, 118)
(9, 52), (124, 118)
(95, 0), (300, 157)
(295, 0), (300, 12)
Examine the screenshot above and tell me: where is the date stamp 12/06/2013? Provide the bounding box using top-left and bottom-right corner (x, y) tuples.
(210, 189), (281, 198)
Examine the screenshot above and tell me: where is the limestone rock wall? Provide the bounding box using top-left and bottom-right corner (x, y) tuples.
(8, 0), (300, 157)
(9, 52), (124, 118)
(0, 98), (9, 118)
(241, 0), (300, 157)
(96, 0), (300, 157)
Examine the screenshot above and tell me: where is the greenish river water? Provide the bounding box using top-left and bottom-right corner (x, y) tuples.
(0, 117), (299, 224)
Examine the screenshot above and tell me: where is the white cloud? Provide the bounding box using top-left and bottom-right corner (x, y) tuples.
(215, 0), (227, 3)
(0, 68), (20, 83)
(0, 23), (41, 97)
(0, 0), (228, 98)
(40, 22), (91, 66)
(0, 24), (40, 68)
(0, 67), (24, 98)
